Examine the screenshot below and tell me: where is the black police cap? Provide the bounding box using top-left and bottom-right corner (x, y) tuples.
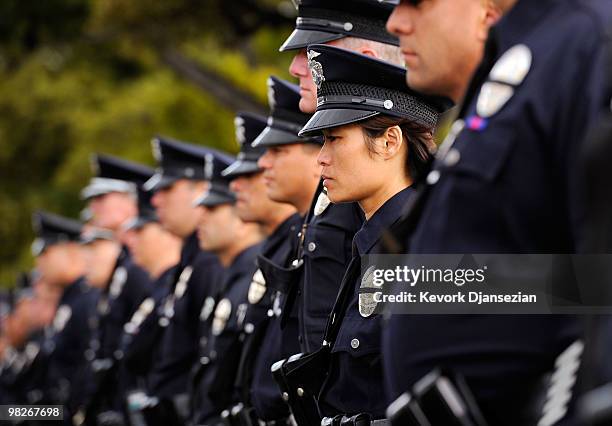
(222, 112), (268, 178)
(299, 45), (452, 136)
(80, 228), (115, 245)
(252, 76), (321, 147)
(194, 151), (237, 207)
(123, 186), (158, 231)
(144, 136), (229, 192)
(81, 154), (155, 200)
(31, 210), (83, 256)
(279, 0), (399, 52)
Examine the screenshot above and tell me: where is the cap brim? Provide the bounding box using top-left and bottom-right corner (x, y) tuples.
(194, 191), (236, 207)
(221, 160), (261, 178)
(123, 216), (156, 231)
(279, 28), (345, 52)
(142, 173), (178, 192)
(299, 109), (380, 136)
(252, 126), (304, 148)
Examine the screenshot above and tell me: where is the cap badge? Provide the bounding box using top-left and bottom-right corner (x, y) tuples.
(308, 50), (325, 89)
(234, 116), (246, 145)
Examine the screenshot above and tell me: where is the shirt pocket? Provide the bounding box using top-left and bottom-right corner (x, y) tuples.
(442, 124), (515, 183)
(303, 226), (352, 318)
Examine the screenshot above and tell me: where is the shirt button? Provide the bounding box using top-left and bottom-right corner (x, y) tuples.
(350, 338), (360, 349)
(308, 242), (316, 252)
(200, 356), (210, 365)
(427, 170), (440, 185)
(444, 148), (461, 167)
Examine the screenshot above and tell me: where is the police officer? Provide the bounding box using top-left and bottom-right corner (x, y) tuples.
(214, 112), (301, 425)
(117, 185), (182, 425)
(142, 137), (227, 422)
(79, 154), (153, 423)
(383, 1), (612, 424)
(246, 77), (325, 423)
(280, 0), (405, 354)
(31, 211), (98, 424)
(190, 150), (264, 425)
(294, 44), (448, 423)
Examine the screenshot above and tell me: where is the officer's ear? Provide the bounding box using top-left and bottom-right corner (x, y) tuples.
(380, 126), (403, 161)
(478, 0), (503, 42)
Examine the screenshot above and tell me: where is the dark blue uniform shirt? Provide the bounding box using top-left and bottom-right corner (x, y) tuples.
(120, 265), (176, 389)
(43, 277), (97, 419)
(248, 213), (302, 421)
(383, 0), (612, 423)
(296, 187), (364, 353)
(149, 232), (224, 399)
(318, 187), (413, 418)
(192, 243), (262, 423)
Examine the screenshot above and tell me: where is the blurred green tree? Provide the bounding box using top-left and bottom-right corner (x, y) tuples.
(0, 0), (297, 285)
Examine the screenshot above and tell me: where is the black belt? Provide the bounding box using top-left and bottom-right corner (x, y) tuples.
(321, 416), (389, 426)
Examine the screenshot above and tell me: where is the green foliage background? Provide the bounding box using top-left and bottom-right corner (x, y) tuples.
(0, 0), (295, 285)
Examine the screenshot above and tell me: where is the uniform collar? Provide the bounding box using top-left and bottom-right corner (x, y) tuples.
(181, 231), (201, 265)
(261, 212), (302, 255)
(60, 276), (87, 303)
(353, 186), (414, 256)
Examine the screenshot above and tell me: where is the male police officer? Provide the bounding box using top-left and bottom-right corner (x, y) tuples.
(118, 186), (182, 425)
(220, 112), (301, 424)
(383, 1), (612, 424)
(142, 137), (226, 423)
(191, 151), (264, 425)
(247, 77), (324, 423)
(31, 211), (98, 425)
(80, 154), (153, 423)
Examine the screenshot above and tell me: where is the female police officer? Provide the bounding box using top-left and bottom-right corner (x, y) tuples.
(294, 44), (450, 422)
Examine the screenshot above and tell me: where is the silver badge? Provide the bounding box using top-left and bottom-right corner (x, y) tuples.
(174, 266), (193, 299)
(489, 44), (532, 86)
(476, 82), (514, 118)
(200, 296), (216, 321)
(267, 78), (277, 110)
(248, 269), (267, 304)
(128, 297), (155, 329)
(53, 305), (72, 332)
(235, 116), (246, 145)
(151, 138), (162, 162)
(204, 153), (214, 181)
(358, 265), (378, 318)
(212, 298), (232, 336)
(314, 191), (331, 216)
(236, 303), (248, 329)
(109, 266), (127, 298)
(307, 50), (325, 89)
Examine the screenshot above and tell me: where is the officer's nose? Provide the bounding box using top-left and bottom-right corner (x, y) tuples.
(257, 150), (273, 170)
(289, 49), (308, 79)
(229, 177), (242, 193)
(317, 142), (331, 167)
(151, 190), (163, 208)
(386, 3), (413, 36)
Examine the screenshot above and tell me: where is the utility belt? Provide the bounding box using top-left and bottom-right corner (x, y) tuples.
(219, 402), (294, 426)
(270, 348), (331, 426)
(321, 414), (389, 426)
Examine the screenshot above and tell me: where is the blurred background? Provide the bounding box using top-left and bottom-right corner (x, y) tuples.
(0, 0), (296, 286)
